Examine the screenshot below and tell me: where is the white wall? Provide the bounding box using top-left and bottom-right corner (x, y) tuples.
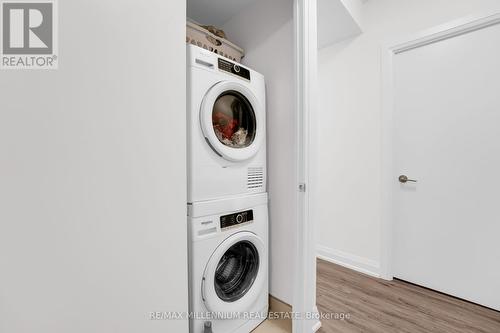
(317, 0), (362, 49)
(340, 0), (365, 27)
(223, 0), (295, 305)
(0, 1), (188, 332)
(316, 0), (500, 276)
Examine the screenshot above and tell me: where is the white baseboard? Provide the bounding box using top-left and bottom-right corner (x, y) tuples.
(311, 304), (322, 332)
(311, 320), (322, 332)
(317, 245), (381, 278)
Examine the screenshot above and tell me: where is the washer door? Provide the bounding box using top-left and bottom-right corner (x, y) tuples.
(202, 232), (267, 313)
(201, 81), (263, 162)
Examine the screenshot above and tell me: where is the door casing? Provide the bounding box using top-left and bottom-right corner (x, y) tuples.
(293, 0), (321, 332)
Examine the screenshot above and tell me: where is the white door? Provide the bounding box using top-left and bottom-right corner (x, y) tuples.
(391, 18), (500, 310)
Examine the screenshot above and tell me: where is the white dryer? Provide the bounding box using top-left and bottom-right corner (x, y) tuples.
(187, 44), (267, 203)
(188, 193), (269, 333)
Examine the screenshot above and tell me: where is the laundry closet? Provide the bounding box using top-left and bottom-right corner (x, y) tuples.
(185, 0), (296, 332)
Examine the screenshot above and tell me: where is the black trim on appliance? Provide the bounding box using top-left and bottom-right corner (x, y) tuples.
(218, 58), (251, 81)
(220, 210), (254, 229)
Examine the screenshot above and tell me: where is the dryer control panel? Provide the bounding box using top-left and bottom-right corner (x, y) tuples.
(218, 58), (251, 81)
(220, 210), (254, 229)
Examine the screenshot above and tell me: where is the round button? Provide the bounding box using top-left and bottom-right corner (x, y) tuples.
(236, 214), (243, 223)
(233, 64), (241, 73)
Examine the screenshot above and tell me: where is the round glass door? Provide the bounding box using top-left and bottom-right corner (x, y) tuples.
(202, 231), (266, 313)
(212, 91), (256, 149)
(214, 240), (259, 302)
(200, 81), (264, 162)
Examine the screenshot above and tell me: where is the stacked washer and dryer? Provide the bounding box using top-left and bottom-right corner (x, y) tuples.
(187, 44), (269, 333)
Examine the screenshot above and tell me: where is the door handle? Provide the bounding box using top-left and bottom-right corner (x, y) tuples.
(399, 175), (417, 183)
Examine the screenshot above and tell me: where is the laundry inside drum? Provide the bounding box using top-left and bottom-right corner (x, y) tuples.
(212, 91), (256, 148)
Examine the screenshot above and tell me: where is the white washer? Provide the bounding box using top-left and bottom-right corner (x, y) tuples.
(188, 193), (269, 333)
(187, 45), (267, 203)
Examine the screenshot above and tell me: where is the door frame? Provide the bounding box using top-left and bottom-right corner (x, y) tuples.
(380, 12), (500, 280)
(293, 0), (321, 332)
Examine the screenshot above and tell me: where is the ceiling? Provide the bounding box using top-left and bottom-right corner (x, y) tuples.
(317, 0), (363, 48)
(187, 0), (257, 26)
(188, 0), (364, 49)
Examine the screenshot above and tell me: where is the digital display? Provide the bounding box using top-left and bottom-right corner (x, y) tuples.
(218, 58), (251, 81)
(220, 210), (254, 229)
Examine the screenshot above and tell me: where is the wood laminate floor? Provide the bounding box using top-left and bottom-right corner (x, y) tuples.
(252, 318), (291, 333)
(316, 259), (500, 333)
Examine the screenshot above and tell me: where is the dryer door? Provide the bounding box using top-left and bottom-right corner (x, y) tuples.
(201, 81), (264, 162)
(202, 231), (267, 313)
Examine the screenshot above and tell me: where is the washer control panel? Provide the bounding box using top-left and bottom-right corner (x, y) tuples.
(220, 210), (254, 229)
(218, 58), (251, 81)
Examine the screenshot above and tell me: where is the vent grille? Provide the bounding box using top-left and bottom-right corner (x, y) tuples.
(247, 167), (264, 189)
